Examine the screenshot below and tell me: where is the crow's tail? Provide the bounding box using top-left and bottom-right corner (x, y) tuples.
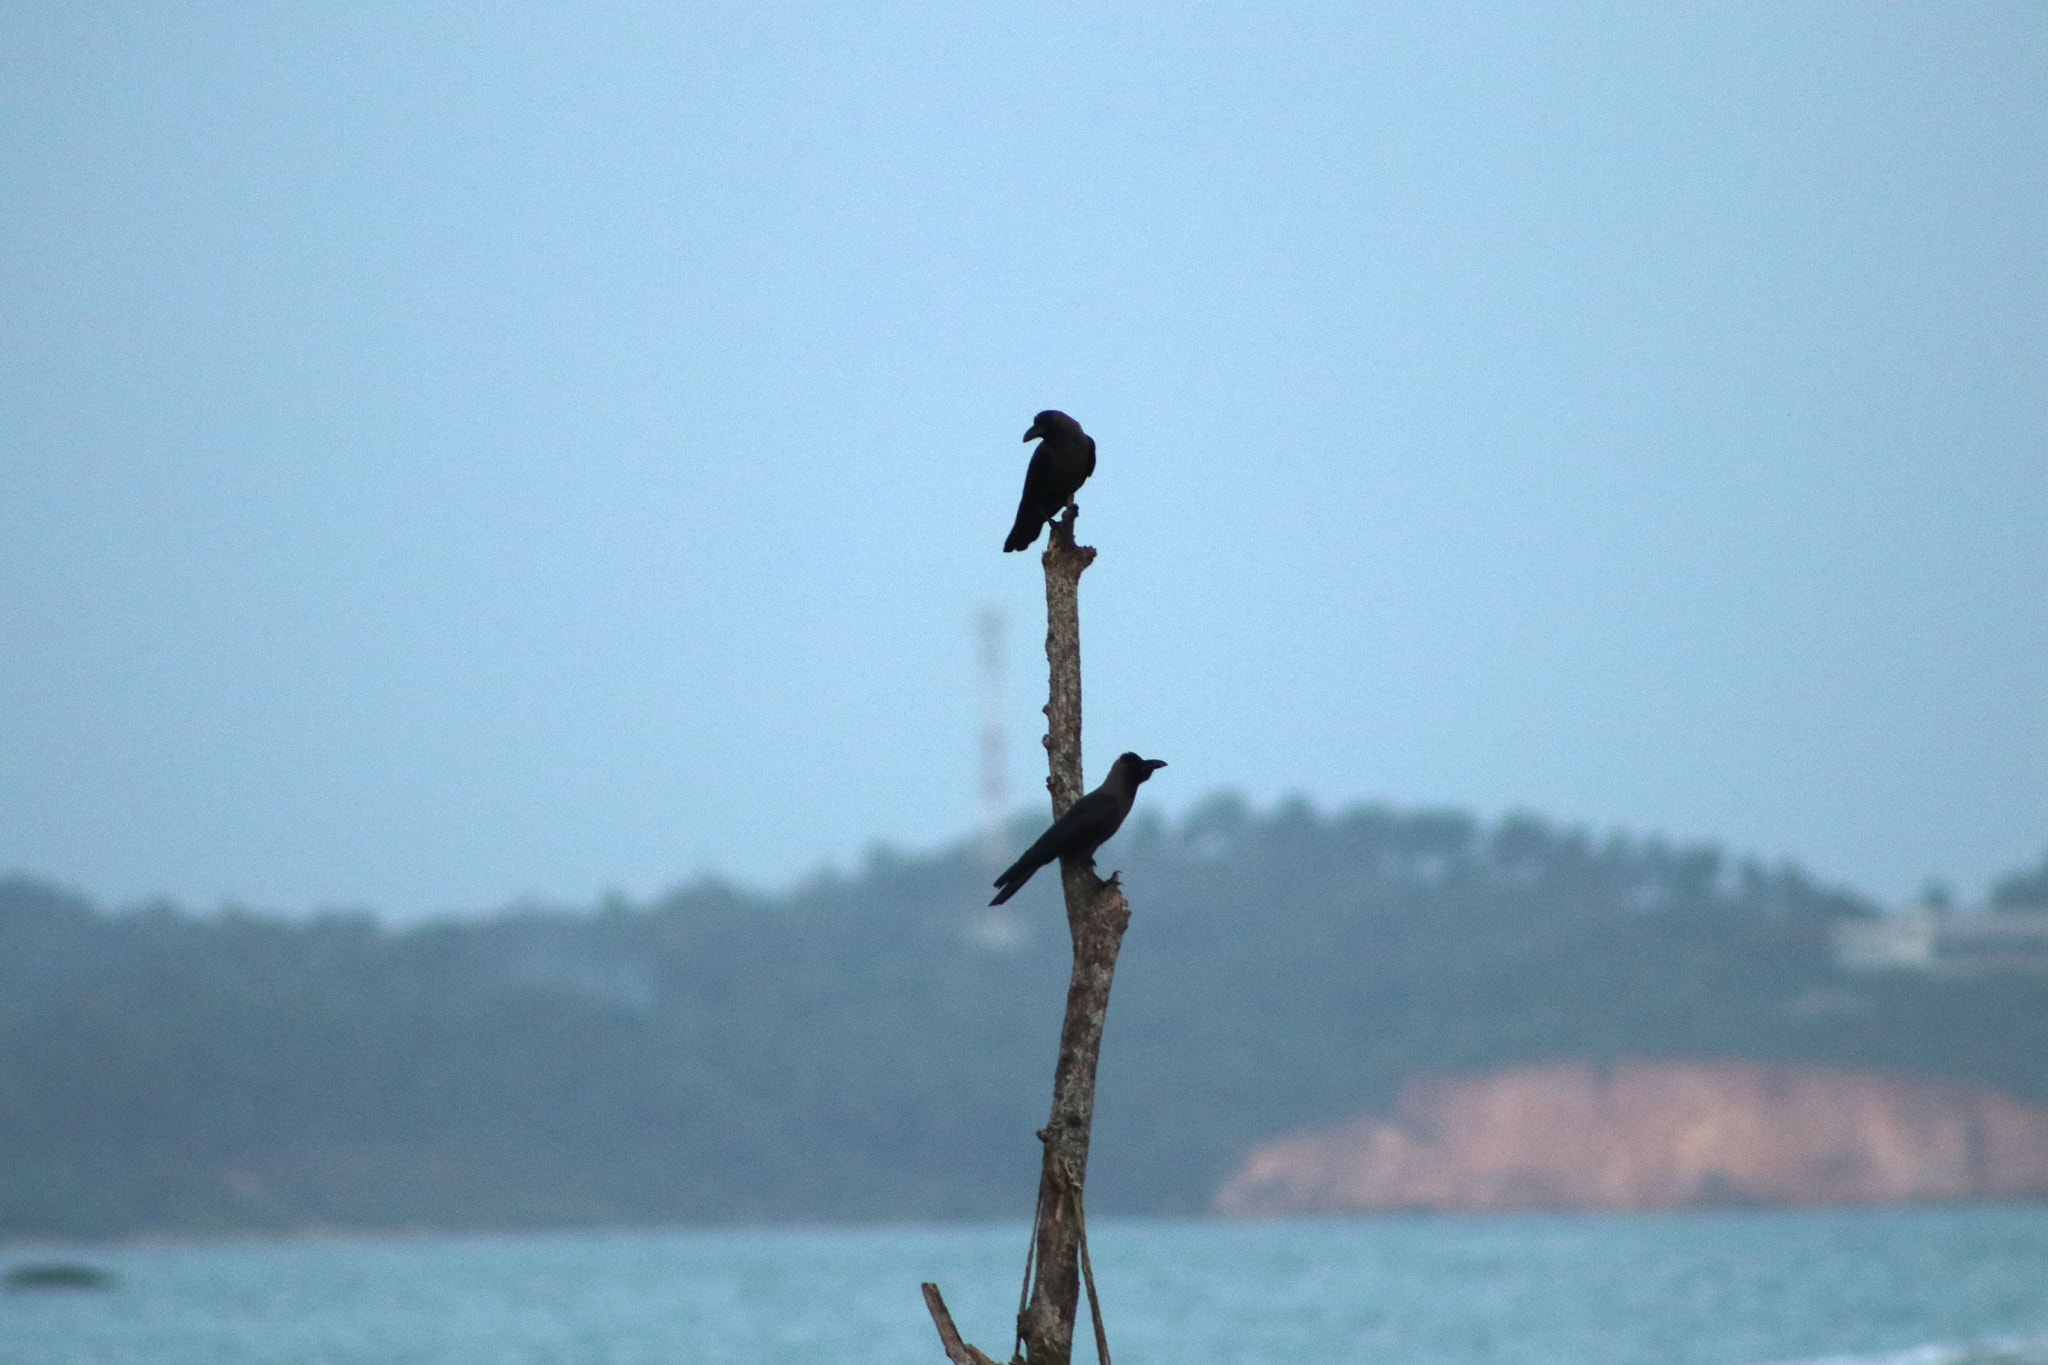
(1002, 509), (1041, 553)
(989, 850), (1047, 905)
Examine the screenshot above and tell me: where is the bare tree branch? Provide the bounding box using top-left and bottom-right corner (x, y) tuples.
(923, 1283), (1004, 1365)
(1018, 508), (1125, 1365)
(927, 505), (1127, 1365)
(1039, 509), (1096, 817)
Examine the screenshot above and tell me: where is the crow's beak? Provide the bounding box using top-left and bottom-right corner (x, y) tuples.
(1023, 423), (1042, 442)
(1145, 759), (1168, 772)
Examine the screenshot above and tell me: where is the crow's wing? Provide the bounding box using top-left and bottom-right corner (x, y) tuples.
(1004, 444), (1062, 551)
(990, 788), (1120, 902)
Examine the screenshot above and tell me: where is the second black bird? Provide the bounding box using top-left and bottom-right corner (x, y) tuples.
(1004, 410), (1097, 552)
(990, 752), (1167, 905)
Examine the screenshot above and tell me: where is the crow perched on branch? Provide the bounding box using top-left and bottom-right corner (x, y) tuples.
(1003, 410), (1097, 552)
(990, 752), (1166, 905)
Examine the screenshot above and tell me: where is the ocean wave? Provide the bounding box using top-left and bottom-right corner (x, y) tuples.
(1776, 1336), (2048, 1365)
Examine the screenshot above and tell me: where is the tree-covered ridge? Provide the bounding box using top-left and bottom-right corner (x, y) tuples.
(1992, 848), (2048, 910)
(2, 801), (2042, 1237)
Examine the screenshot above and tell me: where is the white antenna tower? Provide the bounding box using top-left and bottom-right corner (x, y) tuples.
(969, 606), (1025, 950)
(976, 606), (1009, 863)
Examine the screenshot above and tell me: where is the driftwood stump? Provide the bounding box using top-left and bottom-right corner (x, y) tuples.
(925, 507), (1130, 1365)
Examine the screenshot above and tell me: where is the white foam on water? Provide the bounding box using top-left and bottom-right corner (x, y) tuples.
(1774, 1335), (2048, 1365)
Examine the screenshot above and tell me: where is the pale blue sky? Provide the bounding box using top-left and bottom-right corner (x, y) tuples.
(3, 3), (2043, 916)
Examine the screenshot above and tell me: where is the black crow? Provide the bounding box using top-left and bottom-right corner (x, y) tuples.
(1003, 410), (1097, 552)
(990, 752), (1166, 905)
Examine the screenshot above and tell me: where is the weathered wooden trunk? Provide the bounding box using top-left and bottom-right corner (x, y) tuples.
(925, 509), (1127, 1365)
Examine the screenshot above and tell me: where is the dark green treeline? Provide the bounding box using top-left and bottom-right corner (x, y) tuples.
(4, 799), (2044, 1237)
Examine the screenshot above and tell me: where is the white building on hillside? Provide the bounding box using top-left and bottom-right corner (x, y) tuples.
(1834, 908), (2048, 976)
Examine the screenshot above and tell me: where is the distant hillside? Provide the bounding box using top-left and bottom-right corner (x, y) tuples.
(3, 799), (2044, 1237)
(1216, 1061), (2048, 1215)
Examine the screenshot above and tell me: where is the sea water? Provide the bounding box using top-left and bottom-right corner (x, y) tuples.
(3, 1205), (2044, 1365)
